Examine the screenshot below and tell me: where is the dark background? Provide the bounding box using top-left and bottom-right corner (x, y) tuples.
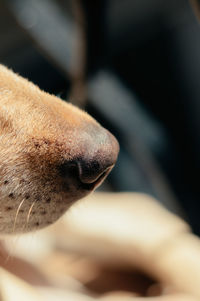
(1, 0), (200, 233)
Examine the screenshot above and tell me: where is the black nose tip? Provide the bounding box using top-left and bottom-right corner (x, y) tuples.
(77, 131), (119, 185)
(59, 129), (119, 188)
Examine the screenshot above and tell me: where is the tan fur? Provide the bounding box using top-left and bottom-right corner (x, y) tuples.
(0, 65), (119, 234)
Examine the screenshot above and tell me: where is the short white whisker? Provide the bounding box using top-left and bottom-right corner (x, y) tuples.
(25, 201), (36, 230)
(12, 199), (25, 234)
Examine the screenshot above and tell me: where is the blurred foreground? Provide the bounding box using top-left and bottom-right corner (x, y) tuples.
(0, 192), (199, 300)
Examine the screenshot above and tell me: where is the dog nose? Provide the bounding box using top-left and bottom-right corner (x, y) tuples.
(77, 130), (119, 185)
(59, 128), (119, 187)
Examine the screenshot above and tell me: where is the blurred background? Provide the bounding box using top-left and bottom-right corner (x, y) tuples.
(1, 0), (200, 233)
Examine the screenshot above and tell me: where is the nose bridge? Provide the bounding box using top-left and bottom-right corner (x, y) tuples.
(80, 125), (116, 160)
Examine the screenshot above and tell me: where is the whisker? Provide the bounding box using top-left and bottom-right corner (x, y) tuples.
(12, 199), (25, 233)
(25, 201), (36, 231)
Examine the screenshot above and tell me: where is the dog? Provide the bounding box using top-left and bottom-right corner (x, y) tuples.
(0, 64), (119, 234)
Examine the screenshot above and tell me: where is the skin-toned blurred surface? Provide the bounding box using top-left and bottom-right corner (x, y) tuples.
(1, 192), (200, 300)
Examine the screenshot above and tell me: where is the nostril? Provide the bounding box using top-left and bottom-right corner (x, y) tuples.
(58, 159), (114, 188)
(77, 160), (114, 184)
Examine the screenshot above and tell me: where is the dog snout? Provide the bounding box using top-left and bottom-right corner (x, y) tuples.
(0, 64), (121, 233)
